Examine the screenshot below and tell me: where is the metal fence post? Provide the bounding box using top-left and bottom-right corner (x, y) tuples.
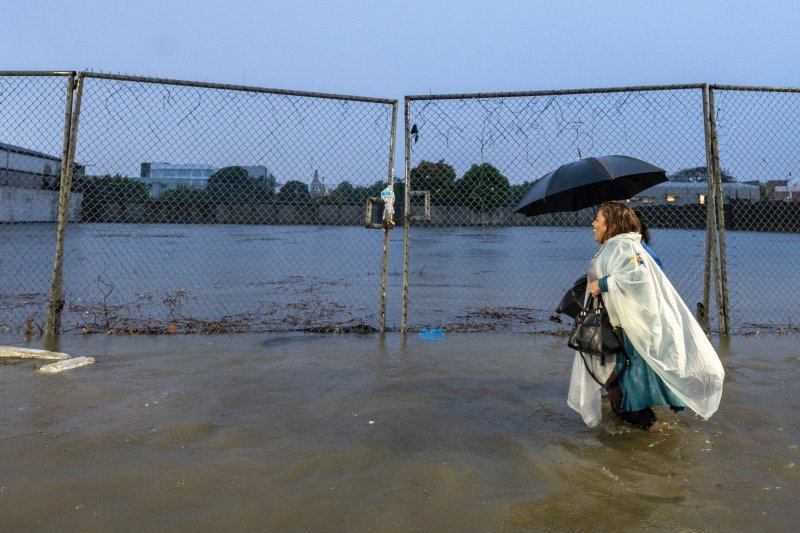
(403, 85), (710, 333)
(708, 86), (731, 336)
(401, 99), (413, 335)
(45, 72), (81, 336)
(378, 101), (399, 334)
(44, 72), (396, 335)
(701, 84), (718, 332)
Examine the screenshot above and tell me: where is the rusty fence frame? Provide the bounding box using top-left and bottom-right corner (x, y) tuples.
(402, 83), (730, 335)
(0, 70), (77, 337)
(8, 73), (800, 337)
(709, 84), (800, 334)
(2, 71), (398, 336)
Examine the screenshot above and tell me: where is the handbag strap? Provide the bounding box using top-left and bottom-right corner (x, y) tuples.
(578, 350), (630, 388)
(583, 292), (606, 309)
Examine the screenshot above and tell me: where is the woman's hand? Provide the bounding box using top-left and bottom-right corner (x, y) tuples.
(588, 280), (602, 297)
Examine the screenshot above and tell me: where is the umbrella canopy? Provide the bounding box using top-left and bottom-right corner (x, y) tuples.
(514, 155), (668, 216)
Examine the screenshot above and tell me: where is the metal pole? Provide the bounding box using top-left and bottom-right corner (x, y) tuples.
(700, 85), (714, 332)
(379, 202), (391, 334)
(45, 73), (83, 336)
(708, 87), (731, 336)
(706, 94), (726, 336)
(378, 101), (399, 334)
(79, 71), (396, 105)
(401, 99), (412, 335)
(405, 83), (707, 102)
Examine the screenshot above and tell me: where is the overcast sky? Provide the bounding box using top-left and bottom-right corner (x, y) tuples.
(4, 0), (800, 99)
(4, 0), (799, 186)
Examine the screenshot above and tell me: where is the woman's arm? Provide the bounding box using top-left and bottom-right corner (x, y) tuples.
(588, 277), (608, 297)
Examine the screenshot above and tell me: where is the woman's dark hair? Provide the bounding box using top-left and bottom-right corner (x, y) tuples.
(599, 201), (640, 242)
(633, 208), (651, 245)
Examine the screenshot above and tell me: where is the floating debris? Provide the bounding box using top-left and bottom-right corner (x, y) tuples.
(0, 346), (70, 360)
(38, 356), (96, 374)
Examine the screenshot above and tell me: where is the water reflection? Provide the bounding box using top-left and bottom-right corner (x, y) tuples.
(0, 332), (796, 530)
(3, 224), (800, 334)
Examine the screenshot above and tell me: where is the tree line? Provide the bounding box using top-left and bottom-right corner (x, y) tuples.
(72, 162), (739, 213)
(74, 162), (525, 213)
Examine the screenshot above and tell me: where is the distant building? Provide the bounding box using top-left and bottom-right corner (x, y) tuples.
(772, 184), (800, 202)
(309, 169), (326, 198)
(139, 162), (276, 198)
(762, 179), (800, 202)
(1, 141), (84, 190)
(625, 181), (760, 206)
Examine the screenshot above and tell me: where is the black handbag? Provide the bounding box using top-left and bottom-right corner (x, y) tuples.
(556, 274), (587, 319)
(567, 294), (622, 365)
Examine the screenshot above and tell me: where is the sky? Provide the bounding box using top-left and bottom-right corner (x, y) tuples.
(4, 0), (800, 187)
(4, 0), (800, 99)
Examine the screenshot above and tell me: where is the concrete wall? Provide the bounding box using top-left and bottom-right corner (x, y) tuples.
(0, 186), (82, 223)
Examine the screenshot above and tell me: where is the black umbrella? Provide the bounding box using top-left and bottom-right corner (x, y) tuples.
(514, 155), (668, 217)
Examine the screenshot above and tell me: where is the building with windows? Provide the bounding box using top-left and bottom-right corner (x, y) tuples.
(761, 179), (800, 202)
(626, 181), (760, 206)
(1, 141), (84, 189)
(1, 141), (84, 222)
(771, 184), (800, 201)
(139, 162), (276, 198)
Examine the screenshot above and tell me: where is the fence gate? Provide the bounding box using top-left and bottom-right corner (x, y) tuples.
(0, 72), (77, 336)
(7, 75), (800, 338)
(709, 85), (800, 332)
(401, 85), (725, 334)
(2, 71), (398, 337)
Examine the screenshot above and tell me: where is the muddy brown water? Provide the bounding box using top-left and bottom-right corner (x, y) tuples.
(1, 332), (798, 531)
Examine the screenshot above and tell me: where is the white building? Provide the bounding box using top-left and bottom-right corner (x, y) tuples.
(1, 141), (84, 189)
(626, 181), (760, 206)
(139, 162), (276, 198)
(1, 142), (83, 222)
(772, 184), (800, 202)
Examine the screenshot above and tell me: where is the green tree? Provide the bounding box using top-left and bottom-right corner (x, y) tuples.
(206, 166), (274, 203)
(353, 180), (387, 202)
(409, 160), (457, 205)
(208, 166), (252, 203)
(249, 181), (275, 202)
(393, 179), (406, 215)
(82, 174), (150, 204)
(278, 180), (311, 203)
(456, 163), (511, 212)
(670, 166), (736, 183)
(321, 180), (357, 204)
(80, 174), (150, 221)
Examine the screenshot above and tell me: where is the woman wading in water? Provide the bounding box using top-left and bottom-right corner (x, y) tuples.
(567, 202), (725, 431)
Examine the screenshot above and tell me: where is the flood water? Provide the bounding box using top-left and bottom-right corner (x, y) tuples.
(1, 332), (797, 531)
(3, 223), (800, 334)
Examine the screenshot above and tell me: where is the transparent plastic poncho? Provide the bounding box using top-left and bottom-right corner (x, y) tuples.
(568, 232), (725, 427)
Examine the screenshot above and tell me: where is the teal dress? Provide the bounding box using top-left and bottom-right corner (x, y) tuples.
(598, 276), (686, 413)
(615, 330), (685, 412)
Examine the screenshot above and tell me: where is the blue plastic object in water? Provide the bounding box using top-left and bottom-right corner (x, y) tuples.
(418, 328), (444, 340)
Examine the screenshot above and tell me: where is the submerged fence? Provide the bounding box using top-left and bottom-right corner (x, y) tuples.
(1, 72), (397, 335)
(708, 86), (800, 331)
(0, 72), (75, 335)
(401, 85), (727, 334)
(2, 72), (800, 338)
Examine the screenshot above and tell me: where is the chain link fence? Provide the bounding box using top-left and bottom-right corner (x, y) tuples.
(1, 72), (397, 335)
(0, 72), (77, 335)
(4, 73), (800, 338)
(711, 86), (800, 331)
(402, 86), (719, 333)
